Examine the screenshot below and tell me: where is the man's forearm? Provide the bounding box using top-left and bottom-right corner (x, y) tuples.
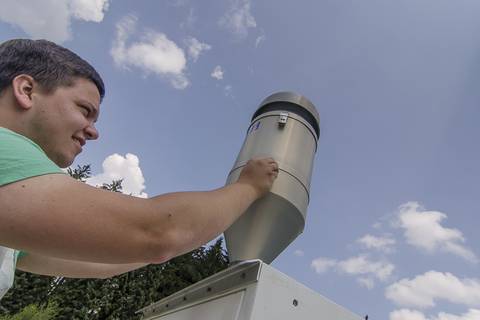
(143, 182), (260, 263)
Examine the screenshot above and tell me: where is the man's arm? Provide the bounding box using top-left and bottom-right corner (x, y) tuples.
(0, 158), (278, 264)
(16, 253), (148, 279)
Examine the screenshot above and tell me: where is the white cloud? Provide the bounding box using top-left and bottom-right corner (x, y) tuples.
(389, 309), (480, 320)
(211, 66), (224, 80)
(373, 222), (383, 229)
(357, 277), (375, 290)
(219, 0), (256, 39)
(311, 257), (336, 273)
(180, 8), (196, 29)
(169, 0), (189, 6)
(337, 255), (394, 282)
(255, 34), (266, 48)
(311, 255), (394, 288)
(357, 234), (396, 253)
(395, 202), (478, 263)
(185, 37), (211, 62)
(434, 309), (480, 320)
(69, 0), (109, 22)
(86, 153), (148, 198)
(390, 309), (428, 320)
(224, 84), (234, 98)
(111, 15), (189, 89)
(294, 249), (305, 257)
(385, 271), (480, 309)
(0, 0), (108, 43)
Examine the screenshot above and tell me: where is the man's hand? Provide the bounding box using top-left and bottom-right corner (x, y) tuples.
(237, 157), (279, 198)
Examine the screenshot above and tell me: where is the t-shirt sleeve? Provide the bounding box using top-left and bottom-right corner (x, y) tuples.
(0, 128), (64, 186)
(16, 251), (28, 261)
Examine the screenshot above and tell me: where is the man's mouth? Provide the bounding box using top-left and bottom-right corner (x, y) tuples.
(73, 137), (85, 147)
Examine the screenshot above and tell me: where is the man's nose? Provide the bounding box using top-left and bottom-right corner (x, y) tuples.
(85, 124), (99, 140)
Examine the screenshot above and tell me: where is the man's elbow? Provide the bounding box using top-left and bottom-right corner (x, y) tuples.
(140, 227), (183, 264)
(133, 201), (197, 264)
(95, 273), (114, 280)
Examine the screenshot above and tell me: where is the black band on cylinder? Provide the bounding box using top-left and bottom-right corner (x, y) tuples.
(251, 101), (320, 139)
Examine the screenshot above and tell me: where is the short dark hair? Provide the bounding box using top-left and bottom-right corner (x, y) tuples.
(0, 39), (105, 101)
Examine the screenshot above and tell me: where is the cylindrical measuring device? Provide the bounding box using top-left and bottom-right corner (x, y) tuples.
(225, 92), (320, 264)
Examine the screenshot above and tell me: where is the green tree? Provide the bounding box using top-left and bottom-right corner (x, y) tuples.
(66, 165), (91, 182)
(0, 165), (229, 319)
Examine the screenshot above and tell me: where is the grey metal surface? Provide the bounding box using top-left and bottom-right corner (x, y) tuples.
(139, 261), (362, 320)
(252, 263), (361, 320)
(225, 93), (319, 264)
(223, 192), (306, 264)
(138, 260), (262, 319)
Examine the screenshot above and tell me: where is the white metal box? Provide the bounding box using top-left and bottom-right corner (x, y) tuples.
(139, 260), (361, 320)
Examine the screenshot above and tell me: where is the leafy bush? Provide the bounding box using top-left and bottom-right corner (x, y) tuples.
(0, 303), (58, 320)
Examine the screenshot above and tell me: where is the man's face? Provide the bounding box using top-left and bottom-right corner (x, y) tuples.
(30, 77), (101, 168)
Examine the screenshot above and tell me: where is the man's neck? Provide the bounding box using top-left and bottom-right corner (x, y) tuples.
(0, 94), (28, 136)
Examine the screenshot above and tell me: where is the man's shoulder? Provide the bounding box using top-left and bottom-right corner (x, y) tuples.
(0, 127), (42, 150)
(0, 127), (63, 187)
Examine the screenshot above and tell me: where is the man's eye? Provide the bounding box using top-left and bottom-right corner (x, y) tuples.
(80, 106), (90, 116)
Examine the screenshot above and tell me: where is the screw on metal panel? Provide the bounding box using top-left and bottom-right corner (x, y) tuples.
(292, 299), (298, 307)
(207, 287), (212, 292)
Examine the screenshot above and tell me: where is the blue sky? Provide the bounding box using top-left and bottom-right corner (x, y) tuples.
(1, 1), (480, 319)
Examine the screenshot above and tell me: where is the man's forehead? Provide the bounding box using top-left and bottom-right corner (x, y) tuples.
(70, 78), (101, 104)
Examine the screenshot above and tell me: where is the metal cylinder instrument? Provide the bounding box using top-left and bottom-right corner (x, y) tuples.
(225, 92), (320, 264)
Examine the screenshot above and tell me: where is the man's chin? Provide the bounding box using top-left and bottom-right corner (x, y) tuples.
(42, 146), (77, 168)
(51, 154), (76, 169)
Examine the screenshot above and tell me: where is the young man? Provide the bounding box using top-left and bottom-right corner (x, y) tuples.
(0, 39), (278, 298)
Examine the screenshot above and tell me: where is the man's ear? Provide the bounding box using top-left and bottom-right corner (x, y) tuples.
(11, 74), (36, 110)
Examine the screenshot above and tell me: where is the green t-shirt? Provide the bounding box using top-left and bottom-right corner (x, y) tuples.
(0, 127), (63, 186)
(0, 127), (64, 267)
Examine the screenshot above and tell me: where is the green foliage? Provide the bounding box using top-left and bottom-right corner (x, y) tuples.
(0, 303), (58, 320)
(49, 239), (228, 320)
(0, 271), (53, 315)
(101, 179), (123, 193)
(0, 164), (229, 319)
(66, 165), (91, 182)
(1, 240), (228, 320)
